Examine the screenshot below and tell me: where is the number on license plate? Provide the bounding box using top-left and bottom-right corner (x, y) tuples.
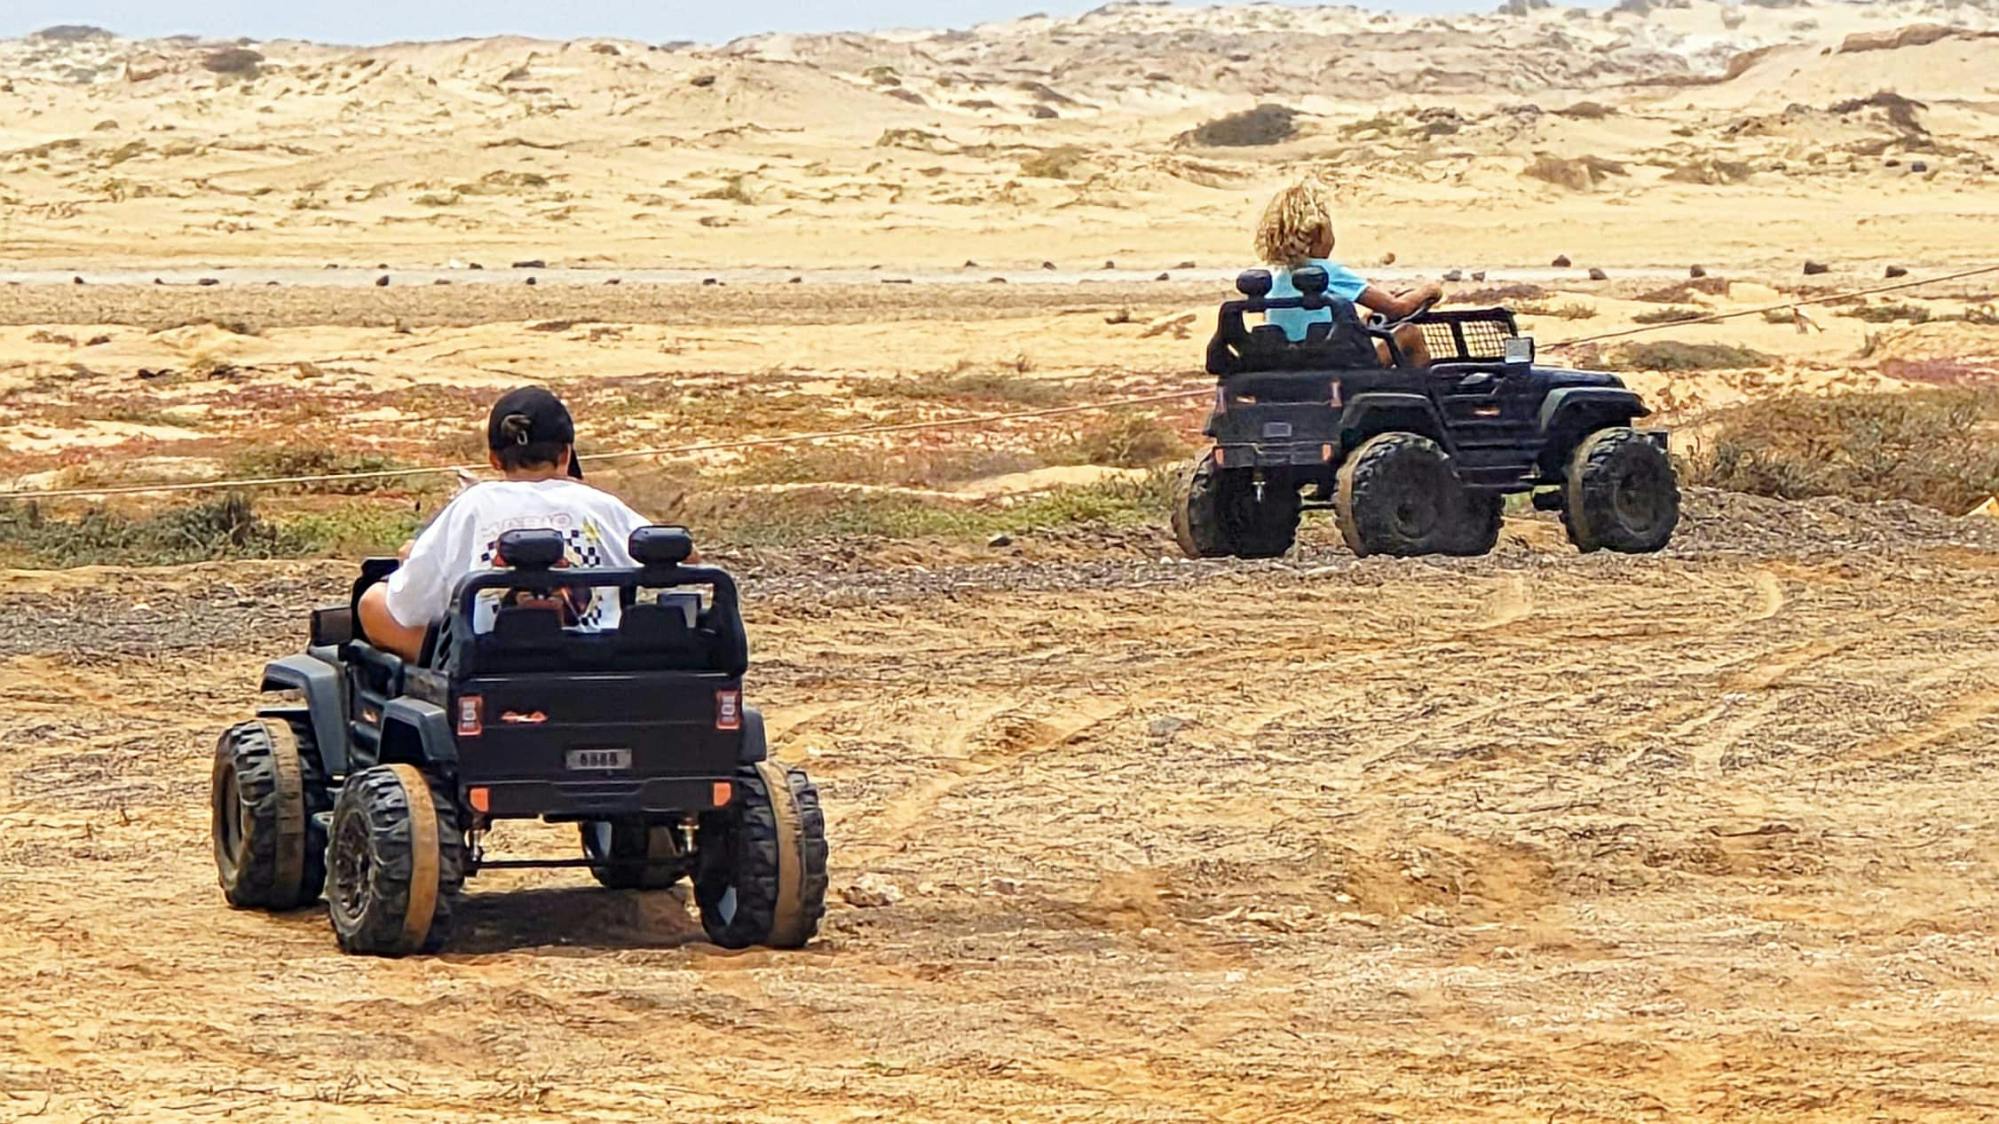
(566, 749), (632, 772)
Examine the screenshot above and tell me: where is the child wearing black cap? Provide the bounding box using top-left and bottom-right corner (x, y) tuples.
(356, 386), (653, 662)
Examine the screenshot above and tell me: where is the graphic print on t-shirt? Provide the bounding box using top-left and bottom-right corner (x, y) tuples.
(477, 521), (618, 629)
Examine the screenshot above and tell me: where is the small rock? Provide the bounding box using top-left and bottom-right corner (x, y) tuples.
(1803, 260), (1830, 275)
(789, 276), (804, 284)
(1588, 267), (1609, 281)
(433, 279), (452, 285)
(524, 276), (537, 286)
(1103, 260), (1116, 270)
(468, 262), (485, 270)
(1029, 105), (1058, 120)
(1911, 160), (1929, 173)
(375, 263), (388, 270)
(1471, 271), (1486, 281)
(989, 277), (1008, 284)
(1442, 269), (1463, 282)
(153, 278), (164, 285)
(1041, 261), (1057, 271)
(1689, 264), (1707, 278)
(512, 259), (547, 269)
(1885, 265), (1909, 279)
(986, 877), (1022, 896)
(690, 74), (717, 88)
(1175, 260), (1197, 269)
(842, 873), (903, 908)
(375, 274), (390, 287)
(702, 277), (720, 286)
(605, 278), (621, 286)
(987, 533), (1013, 548)
(1148, 715), (1189, 739)
(71, 275), (84, 285)
(1552, 254), (1572, 268)
(197, 278), (219, 286)
(1885, 158), (1902, 168)
(963, 260), (980, 268)
(1379, 252), (1397, 266)
(1155, 272), (1171, 282)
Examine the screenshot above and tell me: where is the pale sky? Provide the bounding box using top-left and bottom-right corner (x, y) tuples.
(1, 1), (1590, 46)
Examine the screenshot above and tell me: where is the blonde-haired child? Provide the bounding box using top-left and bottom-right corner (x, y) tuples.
(1254, 179), (1440, 363)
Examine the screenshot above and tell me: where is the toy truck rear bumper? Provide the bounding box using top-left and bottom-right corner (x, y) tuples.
(471, 776), (734, 820)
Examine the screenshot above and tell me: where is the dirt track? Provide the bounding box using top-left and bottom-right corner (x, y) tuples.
(3, 493), (1998, 1121)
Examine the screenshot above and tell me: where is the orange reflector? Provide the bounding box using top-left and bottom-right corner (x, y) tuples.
(468, 787), (491, 814)
(712, 781), (733, 807)
(1322, 444), (1334, 461)
(1213, 447), (1226, 467)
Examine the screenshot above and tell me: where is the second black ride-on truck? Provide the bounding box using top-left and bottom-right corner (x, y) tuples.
(210, 525), (828, 956)
(1173, 267), (1680, 560)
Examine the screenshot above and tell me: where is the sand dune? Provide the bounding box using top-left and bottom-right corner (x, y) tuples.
(0, 0), (1993, 271)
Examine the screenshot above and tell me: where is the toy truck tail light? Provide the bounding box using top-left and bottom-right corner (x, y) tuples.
(456, 695), (483, 737)
(715, 689), (742, 731)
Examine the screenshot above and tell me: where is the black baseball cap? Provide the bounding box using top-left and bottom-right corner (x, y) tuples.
(487, 386), (584, 479)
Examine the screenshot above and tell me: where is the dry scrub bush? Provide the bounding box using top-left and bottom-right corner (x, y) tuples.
(1178, 105), (1301, 148)
(1687, 388), (1999, 514)
(1617, 341), (1773, 372)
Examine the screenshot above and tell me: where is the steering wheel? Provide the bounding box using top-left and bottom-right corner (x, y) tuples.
(1366, 294), (1441, 334)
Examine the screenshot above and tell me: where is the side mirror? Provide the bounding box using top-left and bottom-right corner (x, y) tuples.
(1235, 269), (1274, 299)
(1292, 266), (1330, 298)
(496, 528), (564, 570)
(631, 525), (695, 567)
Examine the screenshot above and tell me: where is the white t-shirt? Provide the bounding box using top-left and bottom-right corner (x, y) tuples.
(383, 479), (652, 632)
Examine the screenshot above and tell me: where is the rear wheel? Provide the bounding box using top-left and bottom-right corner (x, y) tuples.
(1171, 453), (1300, 560)
(694, 761), (829, 950)
(581, 819), (689, 890)
(1563, 428), (1680, 554)
(1336, 433), (1461, 558)
(326, 764), (465, 957)
(211, 720), (321, 910)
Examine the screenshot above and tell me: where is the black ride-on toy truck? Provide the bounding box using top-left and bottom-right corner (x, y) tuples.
(209, 525), (828, 957)
(1172, 267), (1680, 560)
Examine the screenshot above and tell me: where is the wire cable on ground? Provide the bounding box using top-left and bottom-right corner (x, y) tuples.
(2, 263), (1991, 502)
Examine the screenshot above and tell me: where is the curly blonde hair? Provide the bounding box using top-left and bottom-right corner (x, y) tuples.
(1254, 179), (1334, 267)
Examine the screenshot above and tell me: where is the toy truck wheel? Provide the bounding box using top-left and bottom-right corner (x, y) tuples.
(326, 764), (466, 957)
(581, 819), (688, 890)
(212, 720), (321, 910)
(1563, 428), (1680, 554)
(1336, 433), (1459, 558)
(694, 762), (829, 950)
(1171, 453), (1299, 560)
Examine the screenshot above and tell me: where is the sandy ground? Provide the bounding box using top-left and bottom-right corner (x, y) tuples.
(3, 2), (1999, 1120)
(2, 495), (1998, 1121)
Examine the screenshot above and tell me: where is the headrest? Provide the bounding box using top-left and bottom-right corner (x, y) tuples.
(630, 525), (695, 567)
(1235, 269), (1274, 299)
(1292, 266), (1330, 298)
(496, 528), (564, 570)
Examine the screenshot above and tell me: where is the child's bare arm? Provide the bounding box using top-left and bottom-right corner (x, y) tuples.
(1356, 281), (1444, 320)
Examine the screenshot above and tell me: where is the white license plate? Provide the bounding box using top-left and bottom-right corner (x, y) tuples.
(566, 749), (632, 772)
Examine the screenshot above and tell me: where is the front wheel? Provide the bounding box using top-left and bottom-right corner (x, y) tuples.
(211, 720), (322, 910)
(1170, 453), (1300, 560)
(1563, 428), (1680, 554)
(694, 762), (829, 950)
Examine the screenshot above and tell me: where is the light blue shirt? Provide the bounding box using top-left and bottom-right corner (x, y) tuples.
(1265, 258), (1371, 342)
